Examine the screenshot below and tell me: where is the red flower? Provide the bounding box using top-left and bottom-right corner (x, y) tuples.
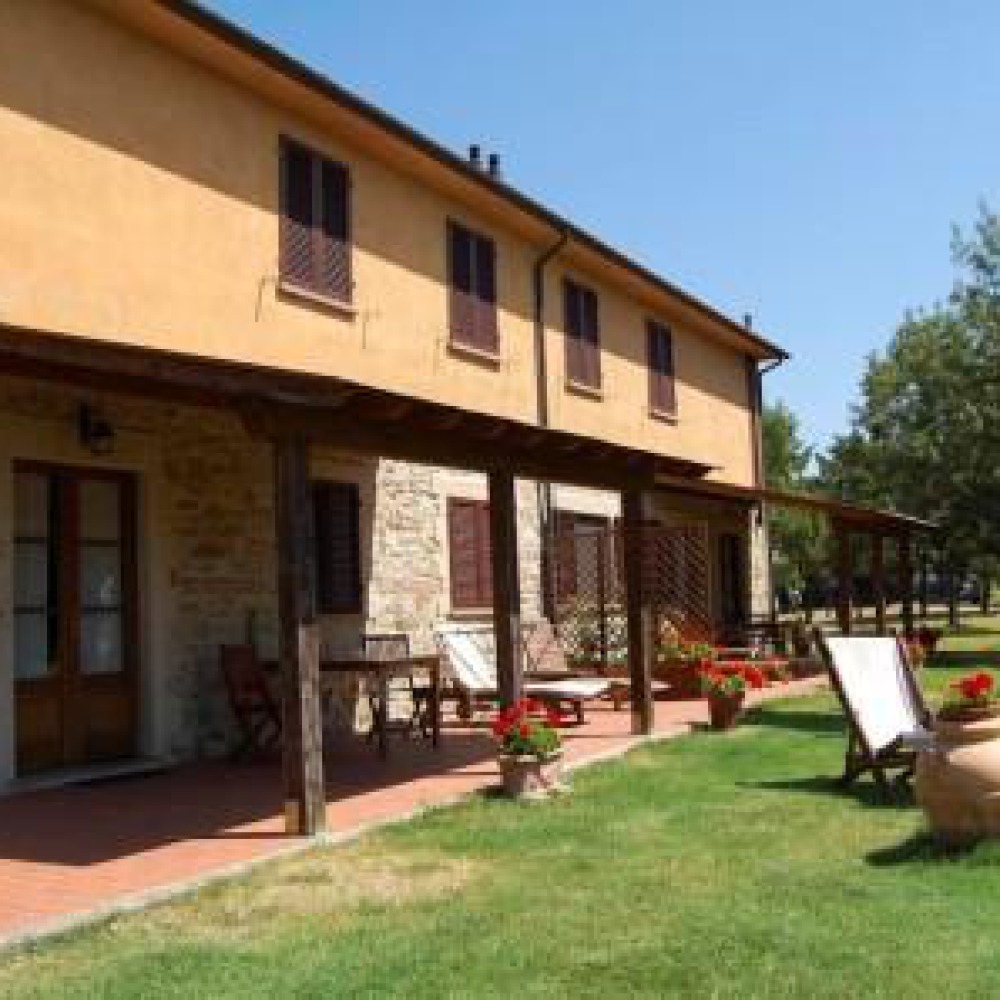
(546, 708), (564, 728)
(518, 722), (531, 738)
(956, 671), (994, 701)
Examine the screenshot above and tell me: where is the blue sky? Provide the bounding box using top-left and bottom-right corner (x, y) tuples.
(206, 1), (1000, 449)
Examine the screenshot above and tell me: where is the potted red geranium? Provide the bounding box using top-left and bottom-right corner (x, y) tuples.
(655, 640), (717, 698)
(492, 699), (566, 800)
(938, 672), (998, 723)
(700, 662), (765, 730)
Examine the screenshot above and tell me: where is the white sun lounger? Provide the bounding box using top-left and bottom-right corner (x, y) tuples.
(818, 634), (934, 790)
(435, 623), (610, 723)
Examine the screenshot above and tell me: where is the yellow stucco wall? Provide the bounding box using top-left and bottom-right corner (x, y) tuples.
(0, 0), (757, 486)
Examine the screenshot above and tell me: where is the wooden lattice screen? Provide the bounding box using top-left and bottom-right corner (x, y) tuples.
(551, 521), (713, 667)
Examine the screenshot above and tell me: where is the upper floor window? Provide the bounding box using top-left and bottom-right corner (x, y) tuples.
(313, 480), (362, 614)
(647, 319), (676, 417)
(279, 137), (352, 305)
(447, 497), (492, 610)
(563, 278), (601, 390)
(447, 220), (498, 354)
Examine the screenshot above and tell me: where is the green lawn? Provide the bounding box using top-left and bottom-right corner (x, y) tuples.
(4, 622), (1000, 999)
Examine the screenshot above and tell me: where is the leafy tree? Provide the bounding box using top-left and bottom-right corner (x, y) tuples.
(762, 402), (827, 613)
(818, 205), (1000, 622)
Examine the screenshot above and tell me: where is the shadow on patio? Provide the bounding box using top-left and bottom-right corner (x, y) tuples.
(0, 680), (824, 942)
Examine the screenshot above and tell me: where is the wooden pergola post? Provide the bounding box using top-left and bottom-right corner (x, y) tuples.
(898, 532), (914, 635)
(488, 467), (522, 708)
(834, 521), (853, 636)
(623, 489), (654, 735)
(918, 544), (929, 620)
(273, 436), (326, 837)
(871, 532), (887, 636)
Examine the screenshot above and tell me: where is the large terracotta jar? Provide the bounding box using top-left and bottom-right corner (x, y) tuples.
(915, 713), (1000, 845)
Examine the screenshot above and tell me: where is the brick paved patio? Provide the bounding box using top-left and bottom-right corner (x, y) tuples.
(0, 678), (825, 947)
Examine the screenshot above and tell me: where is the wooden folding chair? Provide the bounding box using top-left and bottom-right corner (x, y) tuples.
(361, 632), (433, 741)
(814, 630), (934, 792)
(220, 644), (282, 759)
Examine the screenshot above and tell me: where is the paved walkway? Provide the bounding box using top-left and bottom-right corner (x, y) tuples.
(0, 677), (826, 948)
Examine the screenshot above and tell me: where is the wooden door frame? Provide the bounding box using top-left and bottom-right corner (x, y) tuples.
(12, 459), (140, 773)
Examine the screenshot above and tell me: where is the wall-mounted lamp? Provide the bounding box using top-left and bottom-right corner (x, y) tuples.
(78, 403), (115, 456)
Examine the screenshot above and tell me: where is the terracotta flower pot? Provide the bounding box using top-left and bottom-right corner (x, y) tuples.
(498, 751), (567, 800)
(707, 691), (745, 730)
(915, 712), (1000, 845)
(656, 659), (703, 699)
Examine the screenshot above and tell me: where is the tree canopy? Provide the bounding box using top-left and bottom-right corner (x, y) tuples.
(808, 204), (1000, 581)
(762, 401), (827, 598)
(765, 205), (1000, 608)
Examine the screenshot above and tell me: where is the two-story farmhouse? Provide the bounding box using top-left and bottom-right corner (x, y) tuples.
(0, 0), (803, 824)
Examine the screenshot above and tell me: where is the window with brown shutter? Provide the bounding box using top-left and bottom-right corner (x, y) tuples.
(563, 278), (601, 390)
(647, 320), (676, 416)
(447, 220), (498, 354)
(280, 136), (352, 304)
(447, 497), (493, 609)
(313, 481), (362, 614)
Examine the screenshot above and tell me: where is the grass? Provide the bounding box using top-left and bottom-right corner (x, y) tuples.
(4, 620), (1000, 998)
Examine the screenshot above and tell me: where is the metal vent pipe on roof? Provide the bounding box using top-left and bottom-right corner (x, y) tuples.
(468, 144), (482, 168)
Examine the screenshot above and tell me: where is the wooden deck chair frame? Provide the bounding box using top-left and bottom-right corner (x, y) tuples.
(814, 630), (933, 792)
(220, 644), (282, 760)
(436, 623), (609, 725)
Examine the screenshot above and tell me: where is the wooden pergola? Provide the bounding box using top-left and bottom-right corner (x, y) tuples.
(656, 474), (938, 637)
(0, 326), (934, 835)
(0, 325), (720, 835)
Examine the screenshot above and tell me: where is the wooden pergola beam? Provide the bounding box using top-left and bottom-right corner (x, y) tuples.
(273, 436), (326, 836)
(899, 533), (915, 634)
(622, 489), (654, 735)
(871, 532), (887, 636)
(488, 467), (522, 708)
(239, 398), (703, 494)
(834, 522), (853, 636)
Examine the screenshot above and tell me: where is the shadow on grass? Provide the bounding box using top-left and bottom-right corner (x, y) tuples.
(866, 831), (977, 866)
(929, 650), (1000, 668)
(745, 774), (916, 810)
(937, 625), (1000, 639)
(743, 705), (844, 737)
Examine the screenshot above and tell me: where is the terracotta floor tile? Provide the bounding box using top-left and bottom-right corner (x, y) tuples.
(0, 680), (824, 944)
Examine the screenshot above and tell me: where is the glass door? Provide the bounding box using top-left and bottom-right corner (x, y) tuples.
(14, 463), (138, 775)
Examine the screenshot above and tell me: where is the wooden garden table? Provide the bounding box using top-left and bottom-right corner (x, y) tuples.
(265, 654), (442, 759)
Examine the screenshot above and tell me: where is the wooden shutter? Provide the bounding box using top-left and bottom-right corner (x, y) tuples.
(318, 159), (351, 303)
(581, 286), (601, 388)
(448, 221), (474, 344)
(564, 279), (600, 389)
(313, 481), (361, 614)
(564, 280), (585, 384)
(448, 221), (498, 353)
(448, 498), (493, 608)
(280, 139), (315, 292)
(473, 233), (498, 352)
(554, 510), (579, 602)
(647, 320), (676, 414)
(280, 137), (352, 303)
